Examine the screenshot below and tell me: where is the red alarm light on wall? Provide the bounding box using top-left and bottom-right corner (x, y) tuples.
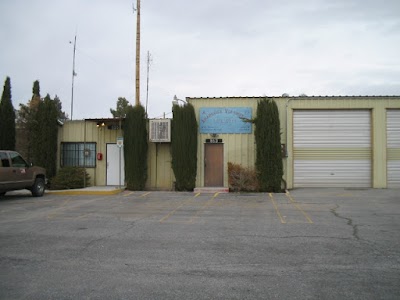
(97, 153), (103, 161)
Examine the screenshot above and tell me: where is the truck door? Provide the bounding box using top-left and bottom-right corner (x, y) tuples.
(9, 152), (31, 189)
(0, 152), (16, 190)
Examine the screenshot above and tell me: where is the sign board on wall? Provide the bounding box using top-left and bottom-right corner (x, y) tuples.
(199, 107), (252, 134)
(116, 137), (124, 148)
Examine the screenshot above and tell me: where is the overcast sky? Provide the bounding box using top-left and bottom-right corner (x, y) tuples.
(1, 0), (399, 120)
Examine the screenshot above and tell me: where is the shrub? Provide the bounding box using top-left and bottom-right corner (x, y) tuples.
(228, 162), (259, 192)
(171, 103), (198, 191)
(254, 98), (283, 192)
(50, 167), (90, 190)
(124, 105), (148, 190)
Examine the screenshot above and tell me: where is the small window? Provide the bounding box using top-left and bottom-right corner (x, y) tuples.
(9, 152), (29, 168)
(61, 143), (96, 168)
(0, 152), (10, 167)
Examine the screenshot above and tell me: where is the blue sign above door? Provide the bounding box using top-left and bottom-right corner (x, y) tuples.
(199, 107), (252, 134)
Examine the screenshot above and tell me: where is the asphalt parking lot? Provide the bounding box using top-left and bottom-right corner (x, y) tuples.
(0, 188), (399, 299)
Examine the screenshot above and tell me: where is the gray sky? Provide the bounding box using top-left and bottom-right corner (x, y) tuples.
(1, 0), (399, 120)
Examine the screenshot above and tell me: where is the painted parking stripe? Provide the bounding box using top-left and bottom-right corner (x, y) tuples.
(189, 192), (219, 223)
(285, 190), (313, 224)
(159, 193), (201, 223)
(269, 193), (286, 224)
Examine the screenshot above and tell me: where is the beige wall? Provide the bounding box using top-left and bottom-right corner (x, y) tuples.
(187, 97), (288, 188)
(58, 120), (174, 190)
(188, 96), (400, 189)
(58, 96), (400, 190)
(146, 143), (175, 190)
(57, 120), (123, 186)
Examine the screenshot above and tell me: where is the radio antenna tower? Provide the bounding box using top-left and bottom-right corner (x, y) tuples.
(69, 34), (77, 120)
(145, 51), (152, 115)
(134, 0), (141, 106)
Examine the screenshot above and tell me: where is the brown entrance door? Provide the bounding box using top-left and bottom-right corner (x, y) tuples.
(204, 143), (223, 187)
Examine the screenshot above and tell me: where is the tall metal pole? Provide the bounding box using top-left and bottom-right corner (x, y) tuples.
(135, 0), (141, 106)
(71, 34), (77, 120)
(145, 50), (151, 115)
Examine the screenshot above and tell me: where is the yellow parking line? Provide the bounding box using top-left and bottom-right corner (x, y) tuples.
(46, 198), (72, 220)
(189, 192), (219, 223)
(124, 191), (135, 197)
(140, 192), (151, 197)
(159, 193), (200, 223)
(74, 213), (92, 220)
(285, 191), (313, 224)
(269, 193), (286, 224)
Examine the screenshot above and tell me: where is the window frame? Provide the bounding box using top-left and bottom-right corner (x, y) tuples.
(60, 142), (97, 168)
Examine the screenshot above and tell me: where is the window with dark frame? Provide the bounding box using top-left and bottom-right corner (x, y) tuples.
(61, 143), (96, 168)
(0, 152), (10, 167)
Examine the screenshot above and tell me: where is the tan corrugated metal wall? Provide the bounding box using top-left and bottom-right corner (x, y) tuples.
(58, 120), (174, 189)
(58, 97), (400, 190)
(387, 109), (400, 188)
(189, 98), (276, 188)
(57, 120), (123, 186)
(146, 143), (174, 190)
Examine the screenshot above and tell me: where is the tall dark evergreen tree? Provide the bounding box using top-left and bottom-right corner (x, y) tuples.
(0, 77), (16, 150)
(32, 80), (40, 98)
(254, 98), (283, 192)
(171, 103), (198, 191)
(33, 94), (59, 178)
(16, 80), (41, 161)
(16, 81), (65, 170)
(110, 97), (132, 118)
(124, 105), (148, 190)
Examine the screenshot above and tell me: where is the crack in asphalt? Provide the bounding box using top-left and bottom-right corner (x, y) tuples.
(78, 221), (137, 255)
(330, 204), (360, 240)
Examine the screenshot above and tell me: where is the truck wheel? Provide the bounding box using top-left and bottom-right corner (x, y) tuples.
(31, 178), (45, 197)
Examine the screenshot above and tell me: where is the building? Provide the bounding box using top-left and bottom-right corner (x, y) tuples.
(57, 96), (400, 190)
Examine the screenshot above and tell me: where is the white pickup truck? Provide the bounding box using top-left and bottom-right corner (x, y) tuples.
(0, 150), (46, 197)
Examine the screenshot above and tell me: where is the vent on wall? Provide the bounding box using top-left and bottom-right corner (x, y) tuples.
(149, 119), (171, 143)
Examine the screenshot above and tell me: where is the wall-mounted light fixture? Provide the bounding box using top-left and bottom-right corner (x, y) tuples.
(172, 95), (187, 106)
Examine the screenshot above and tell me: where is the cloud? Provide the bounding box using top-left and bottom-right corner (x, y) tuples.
(1, 0), (399, 120)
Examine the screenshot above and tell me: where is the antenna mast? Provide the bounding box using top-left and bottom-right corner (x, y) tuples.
(135, 0), (141, 106)
(70, 34), (77, 120)
(145, 51), (151, 115)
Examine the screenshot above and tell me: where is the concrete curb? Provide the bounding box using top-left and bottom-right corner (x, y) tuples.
(193, 187), (229, 193)
(47, 188), (125, 196)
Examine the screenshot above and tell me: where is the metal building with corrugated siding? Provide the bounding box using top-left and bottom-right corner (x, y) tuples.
(387, 109), (400, 187)
(57, 118), (174, 190)
(187, 96), (400, 190)
(57, 96), (400, 190)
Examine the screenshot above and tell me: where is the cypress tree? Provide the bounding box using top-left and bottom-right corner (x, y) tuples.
(34, 94), (59, 178)
(17, 80), (41, 161)
(32, 80), (40, 99)
(124, 105), (148, 190)
(254, 98), (283, 192)
(171, 103), (198, 191)
(0, 77), (16, 150)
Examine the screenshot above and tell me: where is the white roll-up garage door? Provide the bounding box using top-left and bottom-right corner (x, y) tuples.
(387, 110), (400, 188)
(293, 110), (371, 188)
